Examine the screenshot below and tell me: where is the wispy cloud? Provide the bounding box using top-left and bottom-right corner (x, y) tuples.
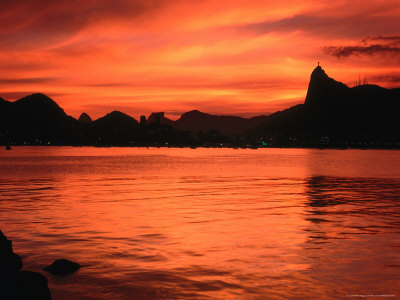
(0, 77), (58, 85)
(0, 91), (67, 100)
(1, 1), (400, 117)
(323, 36), (400, 59)
(324, 44), (400, 58)
(234, 13), (400, 39)
(0, 0), (175, 50)
(362, 36), (400, 45)
(369, 73), (400, 85)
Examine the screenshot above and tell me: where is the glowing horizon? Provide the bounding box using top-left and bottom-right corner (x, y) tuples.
(1, 0), (399, 121)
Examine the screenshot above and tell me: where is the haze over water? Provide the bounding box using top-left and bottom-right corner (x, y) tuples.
(0, 147), (399, 299)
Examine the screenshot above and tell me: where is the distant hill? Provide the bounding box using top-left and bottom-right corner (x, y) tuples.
(93, 111), (139, 130)
(1, 66), (399, 147)
(0, 93), (78, 144)
(174, 110), (268, 136)
(143, 110), (268, 136)
(147, 112), (174, 126)
(248, 65), (400, 147)
(78, 113), (92, 123)
(92, 111), (139, 144)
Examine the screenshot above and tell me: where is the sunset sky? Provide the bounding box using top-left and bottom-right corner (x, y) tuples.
(1, 0), (399, 120)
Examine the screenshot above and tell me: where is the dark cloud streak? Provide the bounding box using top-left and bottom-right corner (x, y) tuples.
(369, 73), (400, 85)
(324, 44), (400, 58)
(362, 36), (400, 44)
(0, 0), (174, 50)
(0, 91), (67, 101)
(79, 79), (293, 90)
(0, 77), (58, 85)
(235, 14), (400, 39)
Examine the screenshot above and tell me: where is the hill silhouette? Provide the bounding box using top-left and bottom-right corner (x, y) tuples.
(147, 112), (174, 126)
(78, 113), (92, 123)
(93, 111), (139, 130)
(92, 111), (140, 144)
(0, 66), (399, 148)
(248, 65), (400, 147)
(174, 110), (268, 136)
(305, 66), (349, 106)
(0, 93), (78, 144)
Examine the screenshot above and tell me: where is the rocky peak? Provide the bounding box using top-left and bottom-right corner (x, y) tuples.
(147, 112), (173, 125)
(78, 113), (92, 123)
(305, 64), (349, 106)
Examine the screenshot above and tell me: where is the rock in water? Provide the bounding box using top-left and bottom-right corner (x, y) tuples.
(0, 230), (22, 274)
(44, 259), (81, 275)
(19, 271), (52, 300)
(0, 230), (52, 300)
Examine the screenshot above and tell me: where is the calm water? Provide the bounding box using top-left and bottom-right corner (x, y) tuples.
(0, 147), (399, 299)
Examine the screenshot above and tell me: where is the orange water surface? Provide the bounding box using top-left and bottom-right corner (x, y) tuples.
(0, 147), (399, 299)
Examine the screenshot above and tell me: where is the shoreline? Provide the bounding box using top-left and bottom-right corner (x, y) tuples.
(2, 144), (400, 150)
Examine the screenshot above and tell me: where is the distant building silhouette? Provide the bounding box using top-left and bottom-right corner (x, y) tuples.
(353, 73), (368, 87)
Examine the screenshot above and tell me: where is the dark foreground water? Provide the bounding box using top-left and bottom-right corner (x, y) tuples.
(0, 147), (399, 299)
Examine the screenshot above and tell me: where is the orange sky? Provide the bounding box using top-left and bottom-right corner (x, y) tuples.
(1, 0), (400, 120)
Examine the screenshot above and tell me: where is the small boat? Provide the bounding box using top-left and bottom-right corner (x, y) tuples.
(5, 145), (11, 150)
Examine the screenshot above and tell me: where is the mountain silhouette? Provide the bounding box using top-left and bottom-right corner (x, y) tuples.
(0, 93), (76, 144)
(78, 113), (92, 123)
(1, 65), (399, 148)
(93, 111), (139, 128)
(248, 65), (400, 146)
(174, 110), (268, 136)
(92, 111), (140, 144)
(147, 112), (174, 126)
(305, 66), (350, 107)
